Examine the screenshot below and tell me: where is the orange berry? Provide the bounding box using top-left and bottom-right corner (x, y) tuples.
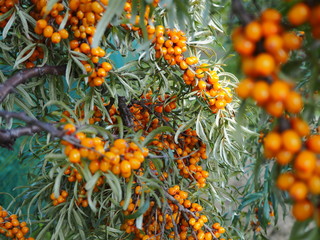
(292, 200), (314, 221)
(254, 53), (275, 76)
(294, 150), (316, 173)
(120, 160), (131, 173)
(236, 78), (254, 98)
(306, 135), (320, 153)
(64, 123), (76, 135)
(284, 91), (303, 114)
(264, 131), (282, 153)
(281, 130), (301, 153)
(283, 32), (301, 50)
(212, 222), (220, 229)
(289, 181), (308, 201)
(244, 21), (262, 42)
(89, 160), (100, 173)
(59, 29), (69, 39)
(264, 35), (283, 53)
(36, 19), (47, 29)
(277, 172), (295, 190)
(252, 81), (270, 105)
(80, 43), (90, 54)
(270, 80), (290, 101)
(234, 36), (255, 56)
(114, 139), (127, 149)
(69, 149), (81, 163)
(291, 118), (310, 137)
(261, 8), (281, 23)
(43, 25), (54, 38)
(308, 175), (320, 194)
(276, 150), (293, 166)
(287, 3), (310, 26)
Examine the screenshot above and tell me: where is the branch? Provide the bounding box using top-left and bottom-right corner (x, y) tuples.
(0, 65), (66, 102)
(231, 0), (253, 25)
(0, 110), (79, 149)
(118, 96), (134, 128)
(0, 125), (42, 149)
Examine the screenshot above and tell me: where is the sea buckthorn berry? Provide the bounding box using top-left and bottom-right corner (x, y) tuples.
(244, 21), (262, 42)
(264, 131), (282, 153)
(277, 172), (295, 190)
(102, 62), (112, 72)
(281, 130), (301, 154)
(234, 36), (255, 56)
(270, 81), (290, 101)
(308, 175), (320, 194)
(284, 91), (303, 114)
(64, 123), (76, 135)
(252, 81), (270, 105)
(261, 8), (281, 23)
(289, 181), (308, 201)
(291, 118), (310, 137)
(43, 25), (54, 38)
(264, 35), (283, 53)
(282, 32), (301, 50)
(80, 43), (90, 54)
(294, 150), (316, 173)
(120, 160), (131, 173)
(236, 78), (254, 98)
(306, 135), (320, 153)
(254, 53), (275, 76)
(276, 150), (293, 166)
(292, 200), (314, 221)
(36, 19), (47, 29)
(59, 29), (69, 39)
(287, 3), (311, 26)
(69, 149), (81, 163)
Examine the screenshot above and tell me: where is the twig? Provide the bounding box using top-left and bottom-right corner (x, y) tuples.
(0, 65), (66, 102)
(231, 0), (253, 25)
(0, 125), (42, 149)
(0, 110), (79, 149)
(118, 96), (134, 128)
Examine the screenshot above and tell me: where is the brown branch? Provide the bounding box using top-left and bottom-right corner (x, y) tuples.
(0, 125), (42, 149)
(118, 96), (134, 128)
(0, 65), (66, 102)
(0, 110), (79, 149)
(231, 0), (253, 25)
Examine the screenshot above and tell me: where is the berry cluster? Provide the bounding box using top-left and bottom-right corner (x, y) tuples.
(234, 8), (304, 116)
(0, 0), (17, 28)
(24, 46), (45, 69)
(234, 4), (320, 224)
(0, 206), (33, 240)
(287, 1), (320, 39)
(62, 126), (148, 178)
(153, 26), (233, 113)
(50, 190), (69, 206)
(120, 185), (229, 240)
(121, 0), (159, 36)
(274, 127), (320, 222)
(30, 0), (113, 86)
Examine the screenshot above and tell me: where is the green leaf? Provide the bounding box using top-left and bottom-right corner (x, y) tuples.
(238, 193), (263, 210)
(16, 6), (30, 39)
(13, 43), (36, 69)
(2, 11), (16, 39)
(65, 59), (73, 88)
(92, 0), (127, 47)
(123, 174), (133, 211)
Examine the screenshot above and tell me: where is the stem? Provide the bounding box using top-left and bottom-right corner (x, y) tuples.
(231, 0), (253, 25)
(0, 110), (79, 149)
(0, 65), (66, 102)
